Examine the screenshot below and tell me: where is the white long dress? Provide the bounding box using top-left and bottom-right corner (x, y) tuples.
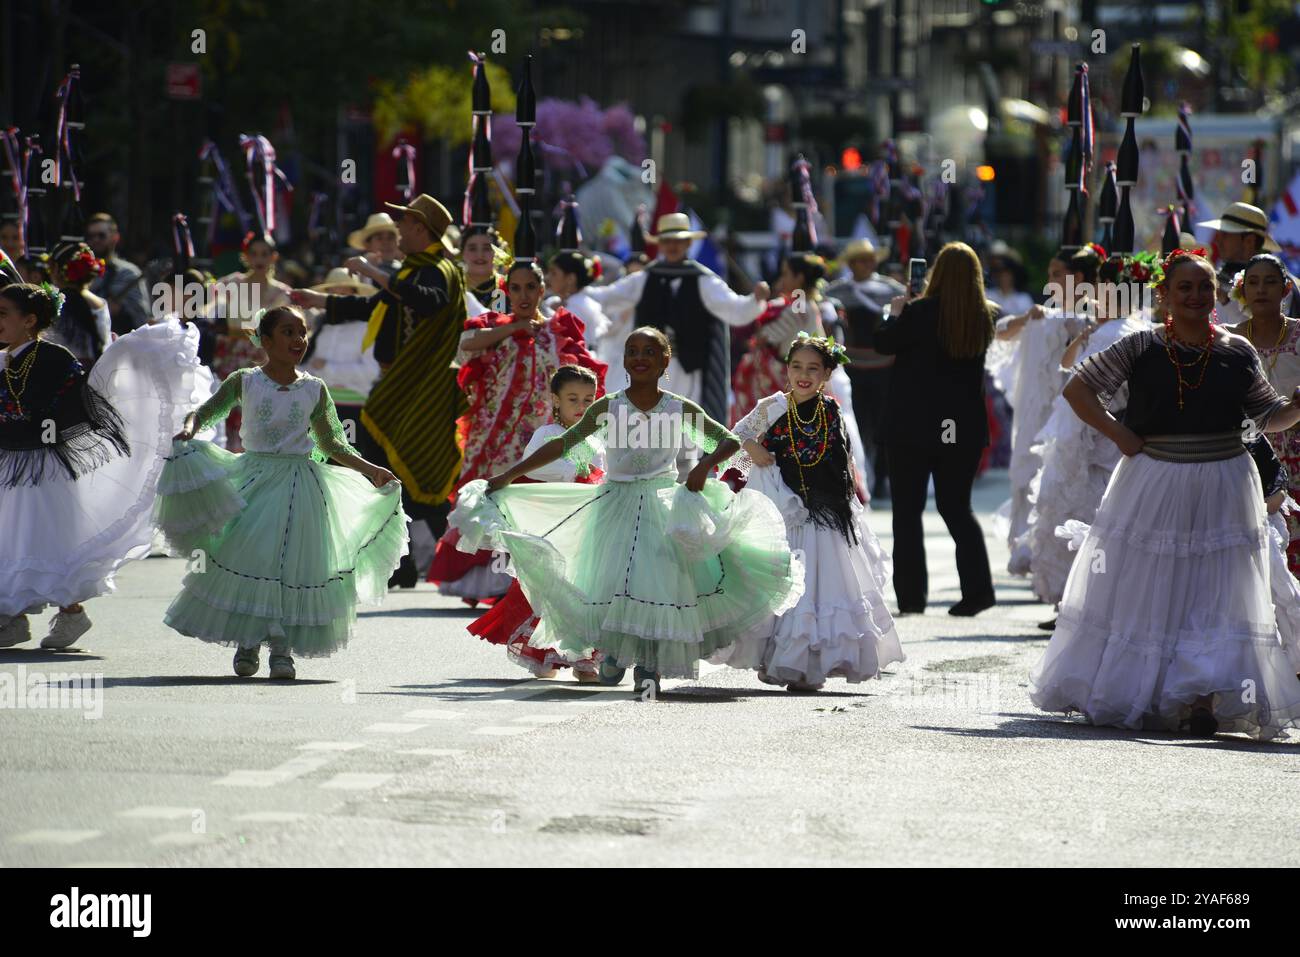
(1020, 313), (1149, 607)
(714, 392), (902, 684)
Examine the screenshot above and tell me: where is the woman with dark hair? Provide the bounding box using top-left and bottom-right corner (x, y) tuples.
(1031, 249), (1300, 738)
(1018, 253), (1151, 629)
(460, 225), (508, 316)
(546, 250), (613, 378)
(875, 241), (997, 616)
(48, 241), (110, 364)
(426, 260), (607, 604)
(0, 281), (202, 650)
(1227, 253), (1300, 578)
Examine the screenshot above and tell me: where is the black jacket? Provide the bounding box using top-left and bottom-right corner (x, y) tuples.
(874, 296), (999, 449)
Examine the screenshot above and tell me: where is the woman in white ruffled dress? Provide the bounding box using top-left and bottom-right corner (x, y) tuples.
(1030, 249), (1300, 738)
(985, 246), (1092, 575)
(1019, 254), (1150, 627)
(0, 280), (203, 649)
(718, 333), (901, 690)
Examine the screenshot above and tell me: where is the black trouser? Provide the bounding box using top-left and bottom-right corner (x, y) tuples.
(847, 366), (891, 493)
(887, 442), (994, 610)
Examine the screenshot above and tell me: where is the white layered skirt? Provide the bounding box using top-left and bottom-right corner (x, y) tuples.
(1030, 450), (1300, 740)
(713, 464), (903, 685)
(1, 321), (202, 616)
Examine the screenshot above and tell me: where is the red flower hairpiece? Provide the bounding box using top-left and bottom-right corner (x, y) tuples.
(62, 250), (105, 284)
(1085, 242), (1107, 260)
(1162, 246), (1208, 271)
(590, 257), (603, 280)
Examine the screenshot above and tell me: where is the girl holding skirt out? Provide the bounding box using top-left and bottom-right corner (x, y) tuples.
(158, 305), (408, 680)
(448, 327), (802, 696)
(1, 279), (202, 649)
(1031, 249), (1300, 739)
(717, 333), (902, 690)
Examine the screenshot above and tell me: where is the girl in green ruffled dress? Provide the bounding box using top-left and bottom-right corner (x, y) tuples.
(156, 305), (408, 680)
(448, 327), (802, 696)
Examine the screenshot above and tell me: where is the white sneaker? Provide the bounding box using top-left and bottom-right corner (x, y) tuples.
(0, 615), (32, 648)
(41, 610), (91, 649)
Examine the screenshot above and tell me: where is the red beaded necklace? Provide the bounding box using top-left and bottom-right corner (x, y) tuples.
(1163, 314), (1215, 411)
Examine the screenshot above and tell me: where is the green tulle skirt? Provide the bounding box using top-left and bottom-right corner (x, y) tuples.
(448, 477), (803, 678)
(154, 440), (408, 657)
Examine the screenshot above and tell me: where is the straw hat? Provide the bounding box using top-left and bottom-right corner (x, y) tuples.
(647, 212), (705, 241)
(841, 238), (885, 262)
(310, 266), (377, 296)
(383, 194), (458, 254)
(347, 212), (399, 251)
(1196, 202), (1281, 252)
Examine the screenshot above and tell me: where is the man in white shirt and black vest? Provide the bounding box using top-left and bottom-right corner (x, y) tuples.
(586, 212), (769, 422)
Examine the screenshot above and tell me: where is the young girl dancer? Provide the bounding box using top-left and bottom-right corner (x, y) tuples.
(447, 327), (802, 695)
(719, 333), (902, 690)
(0, 280), (202, 648)
(158, 305), (408, 680)
(467, 365), (605, 680)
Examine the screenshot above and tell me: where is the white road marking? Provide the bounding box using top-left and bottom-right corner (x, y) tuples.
(511, 715), (568, 724)
(320, 772), (393, 791)
(472, 725), (535, 736)
(149, 832), (211, 847)
(403, 709), (466, 720)
(395, 748), (464, 757)
(235, 811), (309, 823)
(362, 722), (427, 734)
(297, 741), (366, 752)
(118, 806), (198, 820)
(10, 829), (102, 846)
(214, 753), (335, 788)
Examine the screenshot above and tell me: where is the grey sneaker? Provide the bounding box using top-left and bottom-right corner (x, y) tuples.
(268, 655), (296, 680)
(632, 666), (661, 699)
(598, 656), (626, 686)
(41, 610), (91, 649)
(0, 615), (32, 648)
(233, 646), (260, 677)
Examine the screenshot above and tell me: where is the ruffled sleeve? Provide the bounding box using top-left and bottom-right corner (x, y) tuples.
(550, 307), (609, 396)
(1073, 327), (1149, 402)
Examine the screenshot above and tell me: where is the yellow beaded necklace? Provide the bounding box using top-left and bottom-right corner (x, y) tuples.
(3, 338), (40, 415)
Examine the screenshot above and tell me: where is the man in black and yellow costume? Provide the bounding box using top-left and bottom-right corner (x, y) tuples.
(295, 193), (467, 586)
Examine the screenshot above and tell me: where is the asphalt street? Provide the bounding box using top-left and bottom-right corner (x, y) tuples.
(3, 469), (1298, 867)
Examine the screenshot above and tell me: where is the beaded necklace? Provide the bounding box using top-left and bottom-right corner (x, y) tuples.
(1162, 316), (1215, 411)
(783, 391), (830, 499)
(3, 338), (40, 415)
(1245, 315), (1290, 379)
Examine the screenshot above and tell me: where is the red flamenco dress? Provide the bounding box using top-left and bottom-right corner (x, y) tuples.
(467, 434), (604, 675)
(426, 308), (606, 601)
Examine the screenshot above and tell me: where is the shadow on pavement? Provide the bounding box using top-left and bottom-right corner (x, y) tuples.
(0, 650), (106, 663)
(359, 607), (482, 618)
(46, 675), (336, 688)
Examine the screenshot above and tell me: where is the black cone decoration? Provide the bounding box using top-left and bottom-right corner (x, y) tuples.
(629, 205), (646, 253)
(515, 56), (536, 128)
(469, 175), (491, 229)
(1121, 44), (1144, 118)
(557, 199), (581, 252)
(471, 55), (491, 117)
(1161, 207), (1181, 256)
(1097, 162), (1118, 251)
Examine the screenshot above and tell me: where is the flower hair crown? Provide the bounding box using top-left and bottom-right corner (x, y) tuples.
(245, 307), (269, 348)
(788, 330), (849, 366)
(39, 281), (66, 316)
(1161, 246), (1210, 275)
(1082, 242), (1107, 260)
(1116, 251), (1163, 287)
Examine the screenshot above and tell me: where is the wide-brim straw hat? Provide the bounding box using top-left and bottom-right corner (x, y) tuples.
(383, 194), (459, 254)
(1197, 202), (1281, 252)
(310, 266), (377, 295)
(347, 212), (399, 251)
(647, 212), (705, 241)
(841, 238), (886, 262)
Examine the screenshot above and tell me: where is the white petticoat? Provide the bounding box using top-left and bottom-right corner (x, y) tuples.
(1268, 511), (1300, 673)
(1, 321), (203, 616)
(1029, 451), (1300, 740)
(712, 464), (904, 684)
